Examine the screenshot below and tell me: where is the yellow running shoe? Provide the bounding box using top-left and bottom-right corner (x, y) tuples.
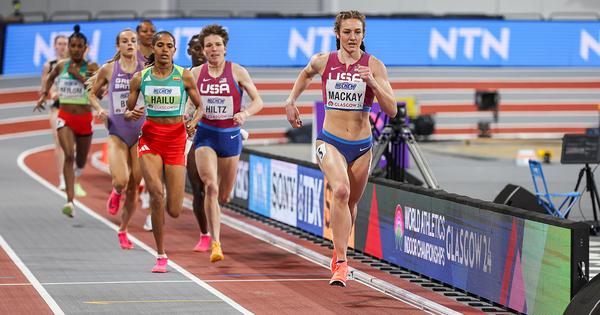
(74, 182), (87, 197)
(210, 242), (224, 263)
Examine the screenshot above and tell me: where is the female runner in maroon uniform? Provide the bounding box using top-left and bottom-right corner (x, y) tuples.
(190, 24), (263, 263)
(284, 11), (397, 287)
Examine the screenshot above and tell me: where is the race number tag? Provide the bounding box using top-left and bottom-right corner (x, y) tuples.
(58, 78), (85, 101)
(56, 117), (65, 129)
(111, 91), (129, 115)
(144, 86), (181, 111)
(325, 79), (366, 110)
(201, 96), (234, 120)
(316, 143), (327, 162)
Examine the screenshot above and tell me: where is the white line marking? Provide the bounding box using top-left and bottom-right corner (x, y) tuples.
(0, 101), (36, 109)
(0, 283), (32, 286)
(0, 235), (65, 315)
(0, 115), (46, 124)
(17, 145), (252, 315)
(42, 280), (194, 285)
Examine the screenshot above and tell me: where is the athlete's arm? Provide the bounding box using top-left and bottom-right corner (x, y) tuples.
(124, 72), (144, 120)
(284, 53), (327, 128)
(40, 62), (50, 96)
(183, 65), (201, 121)
(183, 68), (203, 136)
(35, 60), (64, 111)
(233, 64), (263, 126)
(88, 63), (110, 121)
(359, 57), (396, 118)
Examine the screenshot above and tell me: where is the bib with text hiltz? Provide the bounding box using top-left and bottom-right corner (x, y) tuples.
(144, 86), (181, 112)
(201, 95), (234, 120)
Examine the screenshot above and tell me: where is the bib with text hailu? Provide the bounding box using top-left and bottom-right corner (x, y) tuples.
(144, 86), (182, 112)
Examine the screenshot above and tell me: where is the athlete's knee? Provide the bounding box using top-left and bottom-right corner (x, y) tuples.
(218, 194), (231, 204)
(332, 184), (350, 203)
(63, 151), (76, 163)
(166, 203), (182, 218)
(204, 181), (219, 199)
(113, 176), (129, 192)
(148, 188), (164, 208)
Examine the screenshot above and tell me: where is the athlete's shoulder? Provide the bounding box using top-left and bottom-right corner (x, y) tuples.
(309, 52), (329, 71)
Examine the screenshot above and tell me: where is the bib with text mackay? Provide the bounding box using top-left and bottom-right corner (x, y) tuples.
(321, 51), (374, 112)
(197, 61), (243, 129)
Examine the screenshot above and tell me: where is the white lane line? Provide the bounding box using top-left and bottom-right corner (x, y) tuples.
(0, 283), (32, 286)
(0, 115), (46, 124)
(42, 280), (194, 285)
(0, 235), (65, 315)
(39, 279), (329, 285)
(17, 145), (252, 315)
(0, 101), (36, 109)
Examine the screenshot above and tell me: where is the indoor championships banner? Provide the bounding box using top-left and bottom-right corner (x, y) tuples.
(3, 18), (600, 75)
(231, 150), (587, 315)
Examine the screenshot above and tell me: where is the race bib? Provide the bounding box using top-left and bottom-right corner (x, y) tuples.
(325, 79), (366, 110)
(111, 91), (129, 115)
(144, 86), (181, 111)
(201, 95), (234, 120)
(58, 78), (85, 100)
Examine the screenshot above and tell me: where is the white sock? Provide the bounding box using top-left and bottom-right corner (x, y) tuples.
(157, 253), (168, 259)
(74, 167), (83, 178)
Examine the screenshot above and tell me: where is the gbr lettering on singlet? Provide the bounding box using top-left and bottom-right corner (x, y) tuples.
(325, 72), (366, 110)
(200, 83), (234, 120)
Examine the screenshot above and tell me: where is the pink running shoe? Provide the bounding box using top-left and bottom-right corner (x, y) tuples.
(117, 231), (134, 250)
(330, 249), (337, 274)
(193, 235), (211, 252)
(107, 188), (122, 215)
(151, 257), (168, 273)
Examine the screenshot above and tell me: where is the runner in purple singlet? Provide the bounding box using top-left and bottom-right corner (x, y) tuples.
(88, 29), (145, 250)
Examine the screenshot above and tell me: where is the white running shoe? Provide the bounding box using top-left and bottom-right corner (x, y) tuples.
(143, 214), (153, 231)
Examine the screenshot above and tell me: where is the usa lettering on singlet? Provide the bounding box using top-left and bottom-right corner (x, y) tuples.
(200, 82), (234, 120)
(321, 51), (374, 111)
(197, 61), (242, 126)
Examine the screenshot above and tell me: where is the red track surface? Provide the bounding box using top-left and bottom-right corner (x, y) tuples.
(0, 246), (53, 315)
(18, 144), (482, 314)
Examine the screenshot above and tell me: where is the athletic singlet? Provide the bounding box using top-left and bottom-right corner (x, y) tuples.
(58, 60), (89, 105)
(136, 50), (148, 66)
(108, 59), (144, 115)
(197, 61), (243, 129)
(139, 64), (187, 117)
(321, 51), (374, 112)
